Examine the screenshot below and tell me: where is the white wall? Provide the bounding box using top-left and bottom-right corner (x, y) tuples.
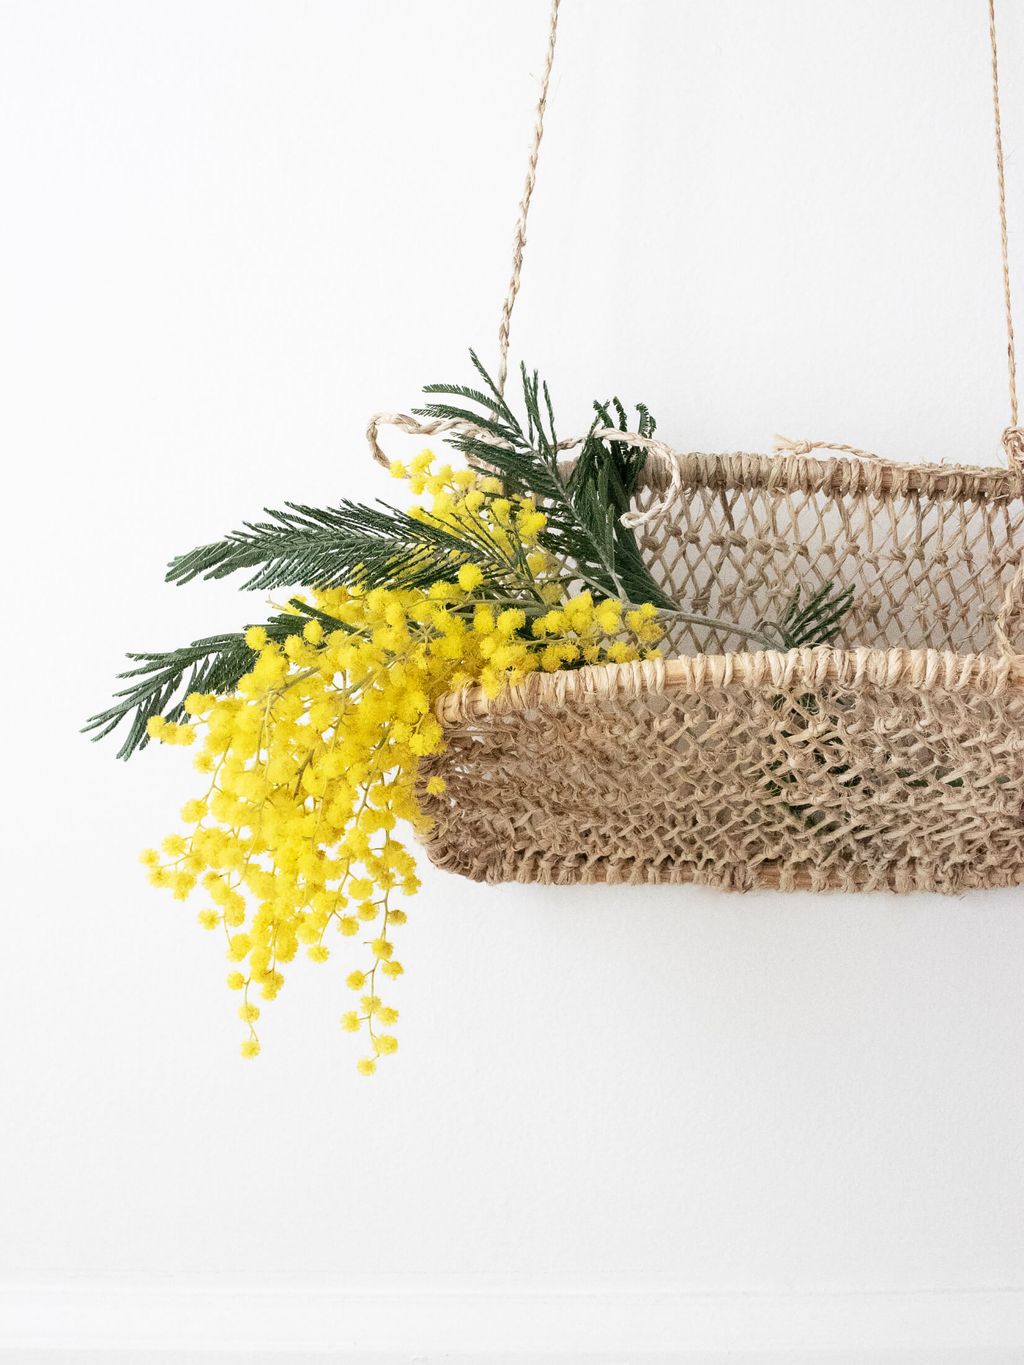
(2, 1), (1023, 1359)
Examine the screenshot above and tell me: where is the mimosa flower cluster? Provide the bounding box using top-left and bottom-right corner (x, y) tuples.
(141, 453), (662, 1070)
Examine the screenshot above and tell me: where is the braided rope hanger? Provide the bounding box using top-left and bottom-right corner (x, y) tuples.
(778, 0), (1023, 471)
(370, 0), (1023, 479)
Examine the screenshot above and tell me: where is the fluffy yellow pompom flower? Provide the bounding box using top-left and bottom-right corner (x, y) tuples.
(140, 456), (663, 1071)
(457, 563), (484, 592)
(596, 598), (623, 633)
(517, 510), (547, 542)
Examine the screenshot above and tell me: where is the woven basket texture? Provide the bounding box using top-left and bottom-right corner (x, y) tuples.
(420, 450), (1024, 893)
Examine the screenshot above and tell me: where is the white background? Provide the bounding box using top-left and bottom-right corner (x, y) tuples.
(2, 1), (1023, 1360)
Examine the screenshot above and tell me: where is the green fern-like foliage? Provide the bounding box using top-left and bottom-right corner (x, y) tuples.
(417, 352), (677, 609)
(762, 582), (856, 649)
(165, 353), (674, 609)
(166, 500), (522, 595)
(83, 600), (340, 759)
(88, 352), (856, 758)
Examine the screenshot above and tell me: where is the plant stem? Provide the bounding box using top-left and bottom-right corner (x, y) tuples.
(656, 608), (777, 650)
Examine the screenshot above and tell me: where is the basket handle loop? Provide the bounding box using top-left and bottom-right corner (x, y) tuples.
(1002, 425), (1024, 472)
(366, 412), (521, 469)
(772, 429), (1024, 475)
(366, 410), (674, 484)
(366, 411), (588, 469)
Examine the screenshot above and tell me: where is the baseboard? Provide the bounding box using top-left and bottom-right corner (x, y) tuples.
(7, 1355), (1022, 1365)
(2, 1282), (1022, 1360)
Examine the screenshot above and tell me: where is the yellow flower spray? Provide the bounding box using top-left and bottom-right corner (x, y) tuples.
(141, 454), (662, 1069)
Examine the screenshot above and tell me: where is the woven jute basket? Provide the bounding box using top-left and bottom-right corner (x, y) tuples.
(374, 0), (1024, 893)
(418, 446), (1024, 892)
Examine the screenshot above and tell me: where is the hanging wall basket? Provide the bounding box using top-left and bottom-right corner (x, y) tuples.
(388, 0), (1024, 894)
(88, 1), (1024, 1069)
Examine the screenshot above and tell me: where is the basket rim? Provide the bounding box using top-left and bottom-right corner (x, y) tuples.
(435, 646), (1024, 724)
(632, 448), (1024, 501)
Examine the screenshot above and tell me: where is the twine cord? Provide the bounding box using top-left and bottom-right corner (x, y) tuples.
(778, 3), (1019, 472)
(490, 0), (1023, 473)
(990, 0), (1019, 431)
(495, 0), (561, 396)
(368, 410), (676, 488)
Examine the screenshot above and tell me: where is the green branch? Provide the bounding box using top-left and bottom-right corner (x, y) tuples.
(83, 601), (339, 760)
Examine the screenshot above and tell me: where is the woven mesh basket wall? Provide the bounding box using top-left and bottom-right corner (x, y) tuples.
(419, 450), (1024, 893)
